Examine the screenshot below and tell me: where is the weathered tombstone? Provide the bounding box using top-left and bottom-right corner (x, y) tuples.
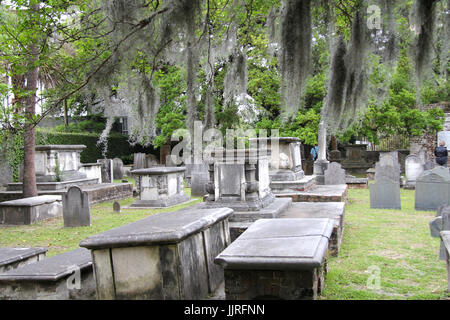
(63, 186), (91, 227)
(440, 231), (450, 292)
(370, 158), (401, 209)
(370, 176), (401, 209)
(191, 171), (209, 197)
(324, 162), (346, 185)
(112, 158), (124, 180)
(405, 155), (424, 189)
(375, 153), (401, 182)
(97, 159), (113, 183)
(415, 167), (450, 211)
(113, 201), (121, 213)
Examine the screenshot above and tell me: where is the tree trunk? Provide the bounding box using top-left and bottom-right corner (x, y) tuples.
(22, 45), (39, 198)
(64, 99), (69, 128)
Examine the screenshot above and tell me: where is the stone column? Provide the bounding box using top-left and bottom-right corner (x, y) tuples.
(313, 121), (329, 185)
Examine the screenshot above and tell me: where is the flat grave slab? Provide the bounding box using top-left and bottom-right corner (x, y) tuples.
(0, 195), (62, 225)
(280, 202), (345, 256)
(0, 248), (94, 300)
(80, 207), (233, 300)
(275, 184), (348, 203)
(0, 247), (47, 273)
(214, 218), (334, 300)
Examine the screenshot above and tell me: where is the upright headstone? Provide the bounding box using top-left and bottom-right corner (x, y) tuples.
(324, 162), (346, 185)
(370, 157), (401, 209)
(415, 167), (450, 211)
(112, 158), (124, 180)
(405, 155), (424, 189)
(113, 201), (121, 213)
(97, 159), (113, 183)
(63, 186), (90, 227)
(191, 171), (209, 197)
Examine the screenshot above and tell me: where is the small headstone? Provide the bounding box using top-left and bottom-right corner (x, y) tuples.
(63, 186), (90, 227)
(324, 162), (346, 185)
(375, 153), (400, 182)
(113, 201), (121, 213)
(113, 158), (124, 180)
(191, 171), (210, 197)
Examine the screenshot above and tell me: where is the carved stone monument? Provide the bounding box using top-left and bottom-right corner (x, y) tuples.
(324, 162), (346, 185)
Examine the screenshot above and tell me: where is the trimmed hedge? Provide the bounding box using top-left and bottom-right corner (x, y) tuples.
(36, 129), (158, 164)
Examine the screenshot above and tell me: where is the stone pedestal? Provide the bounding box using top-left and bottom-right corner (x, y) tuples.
(80, 207), (233, 300)
(129, 167), (190, 208)
(215, 218), (334, 300)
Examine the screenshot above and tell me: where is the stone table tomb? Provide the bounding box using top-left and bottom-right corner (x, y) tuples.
(0, 195), (62, 225)
(129, 167), (190, 208)
(214, 218), (334, 300)
(80, 207), (233, 300)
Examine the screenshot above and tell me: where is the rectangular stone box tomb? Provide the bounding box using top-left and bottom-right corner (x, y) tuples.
(215, 218), (334, 300)
(80, 207), (233, 300)
(0, 195), (62, 225)
(0, 248), (94, 300)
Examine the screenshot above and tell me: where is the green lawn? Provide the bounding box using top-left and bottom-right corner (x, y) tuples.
(0, 188), (201, 257)
(321, 186), (449, 300)
(0, 185), (448, 300)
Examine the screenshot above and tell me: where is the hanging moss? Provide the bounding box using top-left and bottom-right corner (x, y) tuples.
(322, 8), (371, 134)
(411, 0), (440, 88)
(279, 0), (312, 119)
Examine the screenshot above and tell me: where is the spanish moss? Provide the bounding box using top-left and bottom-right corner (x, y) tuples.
(279, 0), (312, 120)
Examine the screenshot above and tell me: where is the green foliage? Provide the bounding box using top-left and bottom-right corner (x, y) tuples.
(35, 129), (156, 164)
(55, 118), (106, 133)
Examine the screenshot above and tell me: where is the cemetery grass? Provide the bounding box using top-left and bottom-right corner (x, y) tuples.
(321, 186), (449, 300)
(0, 189), (202, 257)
